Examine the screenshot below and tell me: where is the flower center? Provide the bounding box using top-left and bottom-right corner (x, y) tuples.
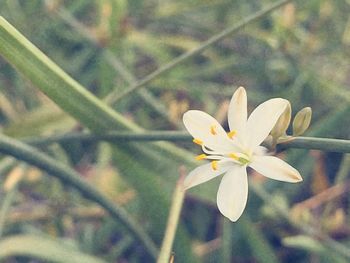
(193, 128), (250, 170)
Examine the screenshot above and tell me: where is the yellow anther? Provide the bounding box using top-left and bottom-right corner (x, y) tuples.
(193, 138), (203, 145)
(229, 153), (239, 160)
(227, 130), (237, 139)
(195, 154), (207, 161)
(211, 161), (218, 171)
(210, 125), (217, 135)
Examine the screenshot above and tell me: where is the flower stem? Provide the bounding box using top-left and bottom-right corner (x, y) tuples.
(278, 136), (350, 153)
(24, 132), (350, 153)
(157, 168), (186, 263)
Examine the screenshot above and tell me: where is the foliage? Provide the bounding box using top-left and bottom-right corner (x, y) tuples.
(0, 0), (349, 262)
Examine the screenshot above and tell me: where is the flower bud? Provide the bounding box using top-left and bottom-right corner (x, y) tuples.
(271, 101), (291, 140)
(292, 107), (312, 136)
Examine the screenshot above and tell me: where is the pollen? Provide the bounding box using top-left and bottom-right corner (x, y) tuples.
(193, 138), (203, 145)
(229, 153), (239, 160)
(195, 154), (207, 161)
(211, 160), (218, 170)
(210, 125), (217, 135)
(227, 130), (237, 139)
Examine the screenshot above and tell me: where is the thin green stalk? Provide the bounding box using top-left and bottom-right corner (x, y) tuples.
(221, 218), (233, 263)
(0, 134), (158, 259)
(51, 4), (177, 127)
(238, 216), (279, 263)
(105, 0), (296, 104)
(279, 137), (350, 153)
(23, 132), (350, 153)
(157, 170), (186, 263)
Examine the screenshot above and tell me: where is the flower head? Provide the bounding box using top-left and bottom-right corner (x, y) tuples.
(183, 87), (302, 221)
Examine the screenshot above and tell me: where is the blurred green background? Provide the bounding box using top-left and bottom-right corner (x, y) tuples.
(0, 0), (349, 262)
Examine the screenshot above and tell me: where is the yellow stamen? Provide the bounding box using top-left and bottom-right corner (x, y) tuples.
(210, 125), (217, 135)
(229, 153), (239, 160)
(195, 154), (207, 161)
(193, 138), (203, 145)
(211, 161), (218, 170)
(227, 130), (237, 139)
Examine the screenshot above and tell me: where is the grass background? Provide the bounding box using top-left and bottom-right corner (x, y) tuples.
(0, 0), (349, 262)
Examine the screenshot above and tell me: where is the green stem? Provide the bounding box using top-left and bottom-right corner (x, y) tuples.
(278, 137), (350, 153)
(105, 0), (296, 104)
(0, 134), (158, 259)
(157, 171), (186, 263)
(23, 132), (350, 153)
(221, 218), (233, 263)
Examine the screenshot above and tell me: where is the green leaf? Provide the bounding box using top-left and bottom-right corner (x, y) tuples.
(0, 16), (138, 132)
(0, 234), (107, 263)
(239, 215), (279, 263)
(283, 235), (348, 263)
(0, 134), (158, 259)
(283, 235), (325, 253)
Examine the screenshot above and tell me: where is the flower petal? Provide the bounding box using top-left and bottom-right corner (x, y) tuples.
(228, 87), (247, 137)
(217, 165), (248, 222)
(246, 98), (288, 149)
(183, 110), (236, 152)
(249, 155), (302, 183)
(184, 161), (234, 190)
(254, 146), (268, 156)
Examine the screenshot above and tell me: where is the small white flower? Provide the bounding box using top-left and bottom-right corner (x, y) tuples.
(183, 87), (302, 222)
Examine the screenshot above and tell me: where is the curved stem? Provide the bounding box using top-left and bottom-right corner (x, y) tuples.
(0, 134), (158, 259)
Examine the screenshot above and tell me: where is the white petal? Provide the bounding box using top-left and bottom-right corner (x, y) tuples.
(246, 98), (288, 149)
(249, 155), (302, 183)
(254, 146), (268, 156)
(217, 165), (248, 222)
(183, 110), (236, 152)
(184, 161), (234, 190)
(228, 87), (247, 137)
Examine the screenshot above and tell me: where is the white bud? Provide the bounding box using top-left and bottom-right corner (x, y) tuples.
(292, 107), (312, 136)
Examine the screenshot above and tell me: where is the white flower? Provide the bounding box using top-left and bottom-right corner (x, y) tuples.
(183, 87), (302, 222)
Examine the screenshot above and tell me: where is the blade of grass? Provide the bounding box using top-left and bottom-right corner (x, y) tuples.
(104, 0), (297, 104)
(48, 4), (177, 127)
(157, 169), (186, 263)
(221, 218), (233, 262)
(0, 15), (192, 167)
(0, 16), (194, 260)
(112, 146), (197, 263)
(239, 215), (279, 263)
(0, 234), (107, 263)
(0, 134), (158, 259)
(0, 16), (139, 132)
